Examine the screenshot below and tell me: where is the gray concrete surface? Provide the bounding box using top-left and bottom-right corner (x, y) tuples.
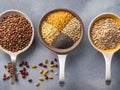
(0, 0), (120, 90)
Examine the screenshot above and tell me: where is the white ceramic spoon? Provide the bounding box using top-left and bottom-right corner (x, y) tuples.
(0, 10), (34, 84)
(58, 54), (67, 87)
(88, 13), (120, 85)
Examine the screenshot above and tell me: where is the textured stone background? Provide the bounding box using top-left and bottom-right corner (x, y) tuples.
(0, 0), (120, 90)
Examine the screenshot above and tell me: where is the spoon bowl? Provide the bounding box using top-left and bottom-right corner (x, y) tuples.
(0, 9), (34, 84)
(88, 13), (120, 85)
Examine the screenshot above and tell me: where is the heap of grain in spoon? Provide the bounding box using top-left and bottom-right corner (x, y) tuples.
(0, 13), (32, 52)
(91, 18), (120, 50)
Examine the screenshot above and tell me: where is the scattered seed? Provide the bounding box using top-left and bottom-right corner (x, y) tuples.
(23, 67), (26, 71)
(48, 76), (53, 79)
(19, 63), (23, 67)
(43, 70), (49, 76)
(54, 58), (58, 62)
(38, 78), (44, 81)
(38, 63), (43, 66)
(39, 69), (43, 74)
(19, 61), (24, 67)
(44, 59), (48, 64)
(49, 68), (54, 72)
(35, 82), (40, 87)
(4, 65), (7, 69)
(32, 65), (37, 69)
(28, 79), (32, 83)
(43, 65), (47, 68)
(50, 61), (54, 64)
(54, 72), (58, 75)
(45, 76), (48, 80)
(50, 64), (58, 68)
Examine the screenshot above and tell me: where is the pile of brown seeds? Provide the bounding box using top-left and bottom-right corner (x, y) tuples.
(0, 13), (32, 52)
(91, 18), (120, 50)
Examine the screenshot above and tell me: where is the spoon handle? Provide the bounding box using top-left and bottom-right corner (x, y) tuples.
(57, 54), (67, 87)
(102, 52), (113, 85)
(10, 55), (17, 85)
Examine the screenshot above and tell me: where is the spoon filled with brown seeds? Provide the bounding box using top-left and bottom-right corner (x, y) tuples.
(0, 10), (34, 84)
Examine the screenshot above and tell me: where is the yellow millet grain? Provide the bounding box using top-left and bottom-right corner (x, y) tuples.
(41, 22), (60, 45)
(46, 11), (74, 31)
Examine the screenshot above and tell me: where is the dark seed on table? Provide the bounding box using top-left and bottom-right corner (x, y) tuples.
(43, 65), (47, 68)
(22, 71), (26, 75)
(4, 65), (7, 69)
(38, 63), (43, 66)
(26, 65), (30, 68)
(23, 67), (26, 71)
(19, 61), (24, 67)
(54, 58), (58, 62)
(50, 61), (54, 64)
(45, 76), (48, 80)
(22, 75), (26, 79)
(19, 63), (22, 67)
(28, 79), (32, 83)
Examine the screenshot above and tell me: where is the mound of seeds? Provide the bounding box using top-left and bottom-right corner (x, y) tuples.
(0, 13), (32, 52)
(42, 22), (59, 45)
(91, 18), (120, 50)
(52, 33), (74, 49)
(41, 10), (82, 49)
(46, 10), (73, 31)
(62, 17), (81, 42)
